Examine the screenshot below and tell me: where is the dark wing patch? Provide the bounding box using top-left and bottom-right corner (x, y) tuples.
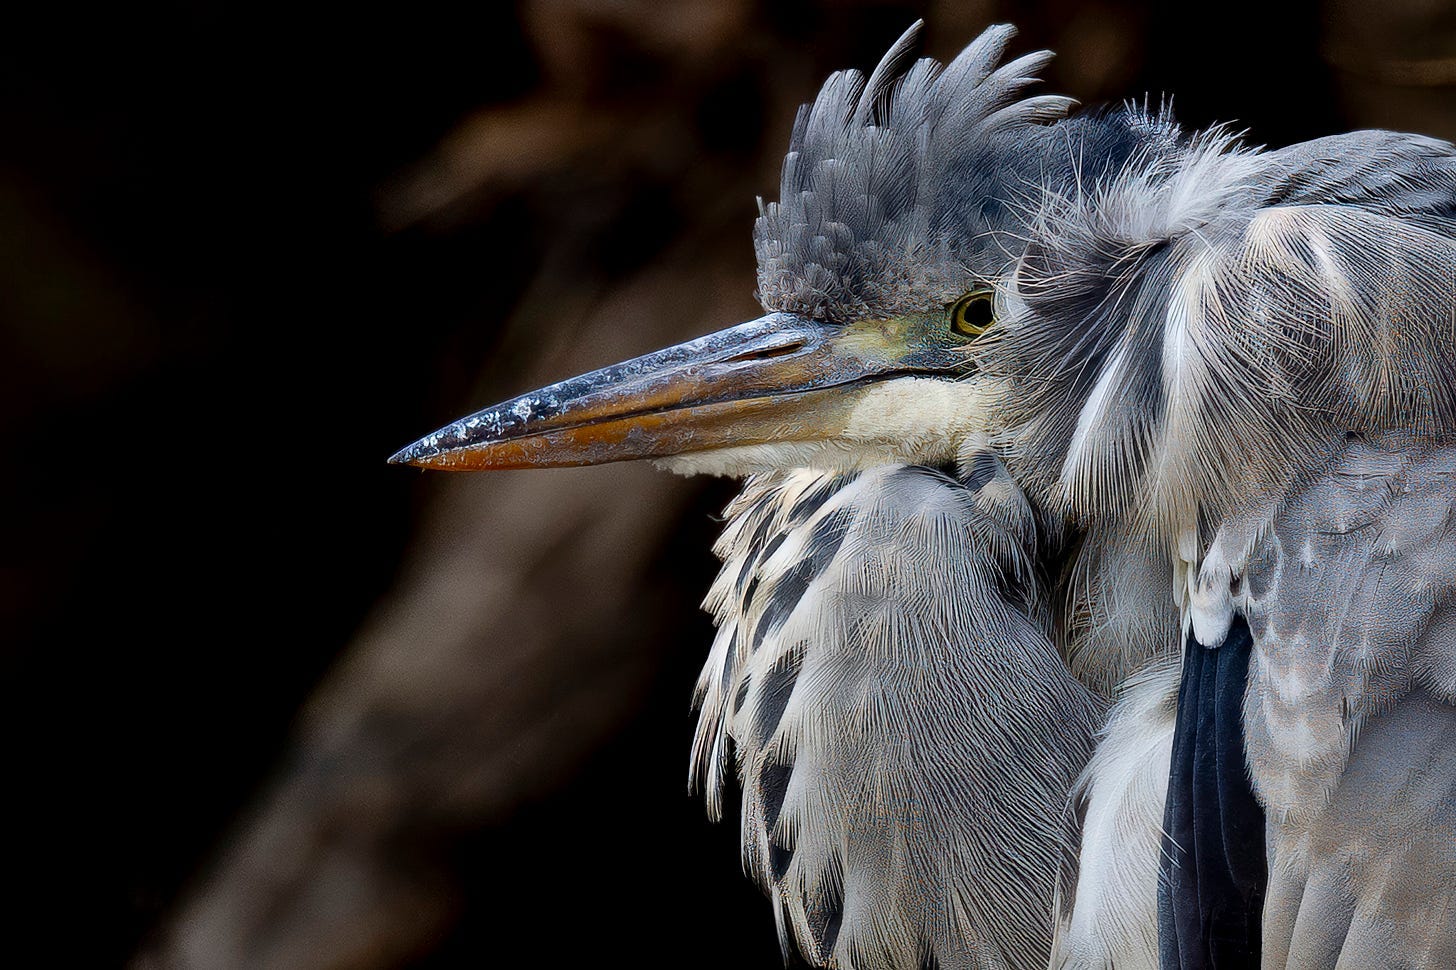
(1158, 620), (1266, 969)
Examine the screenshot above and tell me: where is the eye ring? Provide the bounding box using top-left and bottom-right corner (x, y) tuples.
(951, 289), (996, 338)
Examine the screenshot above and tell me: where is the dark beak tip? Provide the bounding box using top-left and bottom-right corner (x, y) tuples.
(388, 440), (437, 467)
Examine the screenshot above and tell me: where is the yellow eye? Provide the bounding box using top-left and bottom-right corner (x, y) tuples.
(951, 289), (996, 338)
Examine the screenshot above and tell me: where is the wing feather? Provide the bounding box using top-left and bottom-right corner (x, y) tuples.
(1192, 439), (1456, 966)
(998, 128), (1456, 536)
(1147, 201), (1456, 535)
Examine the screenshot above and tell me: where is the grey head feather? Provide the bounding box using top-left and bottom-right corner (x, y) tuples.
(753, 22), (1076, 322)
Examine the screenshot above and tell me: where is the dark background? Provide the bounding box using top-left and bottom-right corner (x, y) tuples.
(3, 1), (1453, 966)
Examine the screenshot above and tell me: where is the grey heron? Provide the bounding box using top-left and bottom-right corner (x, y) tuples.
(390, 22), (1456, 970)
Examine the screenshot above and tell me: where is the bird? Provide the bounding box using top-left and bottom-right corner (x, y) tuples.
(390, 21), (1456, 970)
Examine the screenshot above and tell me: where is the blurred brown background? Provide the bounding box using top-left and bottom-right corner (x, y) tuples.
(3, 1), (1453, 966)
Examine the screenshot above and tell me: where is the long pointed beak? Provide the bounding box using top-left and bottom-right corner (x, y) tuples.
(389, 311), (968, 470)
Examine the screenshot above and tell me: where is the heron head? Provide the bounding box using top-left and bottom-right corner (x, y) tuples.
(390, 23), (1085, 478)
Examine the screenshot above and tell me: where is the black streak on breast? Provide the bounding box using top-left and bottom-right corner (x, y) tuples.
(751, 508), (852, 653)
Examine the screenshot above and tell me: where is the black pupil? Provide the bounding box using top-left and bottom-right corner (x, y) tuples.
(961, 294), (993, 331)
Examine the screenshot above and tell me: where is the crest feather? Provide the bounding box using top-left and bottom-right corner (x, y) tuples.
(754, 24), (1073, 322)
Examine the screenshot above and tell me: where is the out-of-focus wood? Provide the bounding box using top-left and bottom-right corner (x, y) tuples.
(138, 3), (775, 964)
(1324, 0), (1456, 139)
(141, 232), (761, 970)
